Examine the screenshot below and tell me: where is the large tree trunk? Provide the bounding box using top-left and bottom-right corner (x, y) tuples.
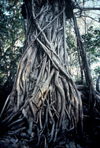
(0, 0), (83, 146)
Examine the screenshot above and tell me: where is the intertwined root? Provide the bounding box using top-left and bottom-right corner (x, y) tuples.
(0, 1), (83, 146)
(0, 44), (83, 145)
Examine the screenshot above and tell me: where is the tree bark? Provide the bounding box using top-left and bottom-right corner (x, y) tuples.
(72, 10), (96, 112)
(0, 0), (83, 146)
(96, 74), (100, 93)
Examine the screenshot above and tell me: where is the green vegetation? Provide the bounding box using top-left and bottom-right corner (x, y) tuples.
(0, 0), (25, 86)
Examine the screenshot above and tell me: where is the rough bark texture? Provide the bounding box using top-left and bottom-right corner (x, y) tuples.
(0, 0), (83, 147)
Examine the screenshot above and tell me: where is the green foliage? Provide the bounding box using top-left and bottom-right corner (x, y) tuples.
(66, 21), (77, 63)
(94, 66), (100, 75)
(0, 0), (25, 86)
(82, 26), (100, 65)
(66, 22), (100, 84)
(82, 26), (100, 84)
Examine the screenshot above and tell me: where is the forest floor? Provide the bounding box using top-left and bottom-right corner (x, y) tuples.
(0, 86), (100, 148)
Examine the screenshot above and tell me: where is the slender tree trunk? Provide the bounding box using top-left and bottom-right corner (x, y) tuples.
(96, 74), (100, 93)
(77, 45), (83, 84)
(0, 0), (83, 146)
(72, 11), (96, 112)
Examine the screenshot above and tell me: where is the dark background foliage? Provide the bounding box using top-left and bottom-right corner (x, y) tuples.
(0, 0), (25, 110)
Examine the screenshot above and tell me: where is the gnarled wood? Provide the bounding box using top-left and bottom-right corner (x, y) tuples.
(0, 0), (83, 147)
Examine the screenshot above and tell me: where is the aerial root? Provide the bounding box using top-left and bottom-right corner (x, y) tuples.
(0, 69), (83, 144)
(0, 44), (83, 145)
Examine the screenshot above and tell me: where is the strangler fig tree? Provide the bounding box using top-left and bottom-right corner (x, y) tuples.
(0, 0), (83, 146)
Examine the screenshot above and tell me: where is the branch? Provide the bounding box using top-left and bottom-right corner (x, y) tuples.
(75, 6), (100, 11)
(81, 7), (100, 11)
(81, 15), (100, 23)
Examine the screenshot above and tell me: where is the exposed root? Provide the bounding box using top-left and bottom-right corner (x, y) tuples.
(0, 0), (83, 146)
